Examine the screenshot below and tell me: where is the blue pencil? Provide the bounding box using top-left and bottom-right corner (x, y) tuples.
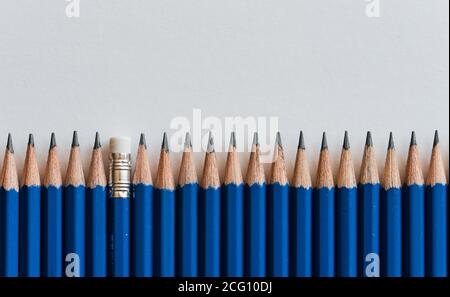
(313, 132), (335, 277)
(222, 132), (244, 277)
(0, 134), (19, 277)
(403, 132), (425, 277)
(381, 133), (402, 277)
(42, 133), (63, 277)
(267, 132), (289, 277)
(86, 132), (107, 277)
(19, 134), (41, 276)
(290, 131), (312, 277)
(108, 137), (131, 277)
(154, 133), (175, 277)
(132, 133), (153, 277)
(358, 132), (380, 277)
(244, 132), (266, 277)
(336, 131), (357, 277)
(199, 132), (221, 277)
(176, 133), (198, 277)
(63, 131), (86, 277)
(425, 131), (447, 277)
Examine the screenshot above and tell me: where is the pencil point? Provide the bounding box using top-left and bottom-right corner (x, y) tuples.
(230, 132), (236, 148)
(388, 132), (395, 150)
(252, 132), (259, 146)
(365, 131), (373, 147)
(28, 133), (35, 147)
(275, 132), (283, 149)
(161, 132), (169, 151)
(50, 133), (57, 150)
(207, 132), (215, 153)
(71, 131), (79, 147)
(433, 130), (439, 147)
(93, 132), (101, 149)
(139, 133), (147, 149)
(184, 132), (192, 148)
(6, 133), (14, 153)
(343, 131), (350, 150)
(321, 132), (328, 151)
(410, 131), (417, 147)
(298, 131), (305, 150)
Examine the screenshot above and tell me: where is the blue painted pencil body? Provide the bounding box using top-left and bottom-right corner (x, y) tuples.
(245, 184), (266, 277)
(313, 187), (335, 277)
(108, 197), (130, 277)
(403, 184), (425, 277)
(222, 183), (243, 277)
(42, 186), (63, 277)
(358, 183), (380, 277)
(0, 188), (19, 277)
(267, 183), (289, 277)
(132, 183), (153, 277)
(86, 186), (107, 277)
(381, 188), (402, 277)
(199, 187), (221, 276)
(336, 187), (357, 277)
(154, 188), (175, 277)
(64, 185), (85, 277)
(19, 186), (40, 276)
(176, 183), (198, 277)
(290, 186), (312, 277)
(426, 184), (447, 277)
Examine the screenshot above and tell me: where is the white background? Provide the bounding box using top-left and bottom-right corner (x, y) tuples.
(0, 0), (448, 184)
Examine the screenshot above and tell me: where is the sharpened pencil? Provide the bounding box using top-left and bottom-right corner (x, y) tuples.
(86, 132), (107, 277)
(381, 132), (402, 277)
(132, 133), (154, 277)
(0, 134), (19, 277)
(358, 132), (380, 277)
(313, 132), (335, 277)
(64, 131), (86, 277)
(403, 132), (425, 277)
(267, 132), (289, 277)
(154, 133), (175, 277)
(336, 131), (357, 277)
(42, 133), (63, 277)
(19, 134), (41, 276)
(290, 131), (312, 277)
(244, 132), (266, 277)
(199, 132), (221, 277)
(176, 132), (198, 277)
(222, 132), (244, 277)
(425, 131), (447, 277)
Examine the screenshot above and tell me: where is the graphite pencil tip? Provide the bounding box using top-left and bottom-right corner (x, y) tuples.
(139, 133), (147, 149)
(275, 132), (283, 149)
(71, 131), (79, 147)
(207, 132), (215, 153)
(298, 131), (305, 150)
(365, 131), (373, 147)
(28, 133), (35, 147)
(343, 131), (350, 150)
(184, 132), (192, 148)
(388, 132), (395, 150)
(50, 133), (57, 150)
(410, 131), (417, 147)
(433, 130), (439, 148)
(230, 132), (236, 148)
(161, 132), (169, 151)
(94, 132), (101, 149)
(252, 132), (259, 146)
(321, 132), (328, 151)
(6, 133), (14, 153)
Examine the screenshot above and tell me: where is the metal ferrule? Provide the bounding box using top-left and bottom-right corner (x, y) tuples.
(109, 153), (131, 198)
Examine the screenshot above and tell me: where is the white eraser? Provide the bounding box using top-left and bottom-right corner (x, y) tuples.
(109, 136), (131, 154)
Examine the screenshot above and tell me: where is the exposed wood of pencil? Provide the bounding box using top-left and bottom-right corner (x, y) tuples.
(224, 140), (243, 186)
(178, 142), (197, 187)
(359, 145), (379, 185)
(155, 149), (175, 190)
(337, 147), (356, 189)
(201, 151), (221, 189)
(269, 139), (288, 186)
(405, 144), (424, 186)
(43, 142), (62, 187)
(292, 148), (312, 188)
(316, 149), (334, 189)
(21, 138), (41, 187)
(0, 148), (19, 191)
(426, 132), (447, 186)
(133, 143), (153, 186)
(87, 147), (107, 189)
(245, 140), (265, 186)
(382, 145), (401, 189)
(65, 146), (85, 187)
